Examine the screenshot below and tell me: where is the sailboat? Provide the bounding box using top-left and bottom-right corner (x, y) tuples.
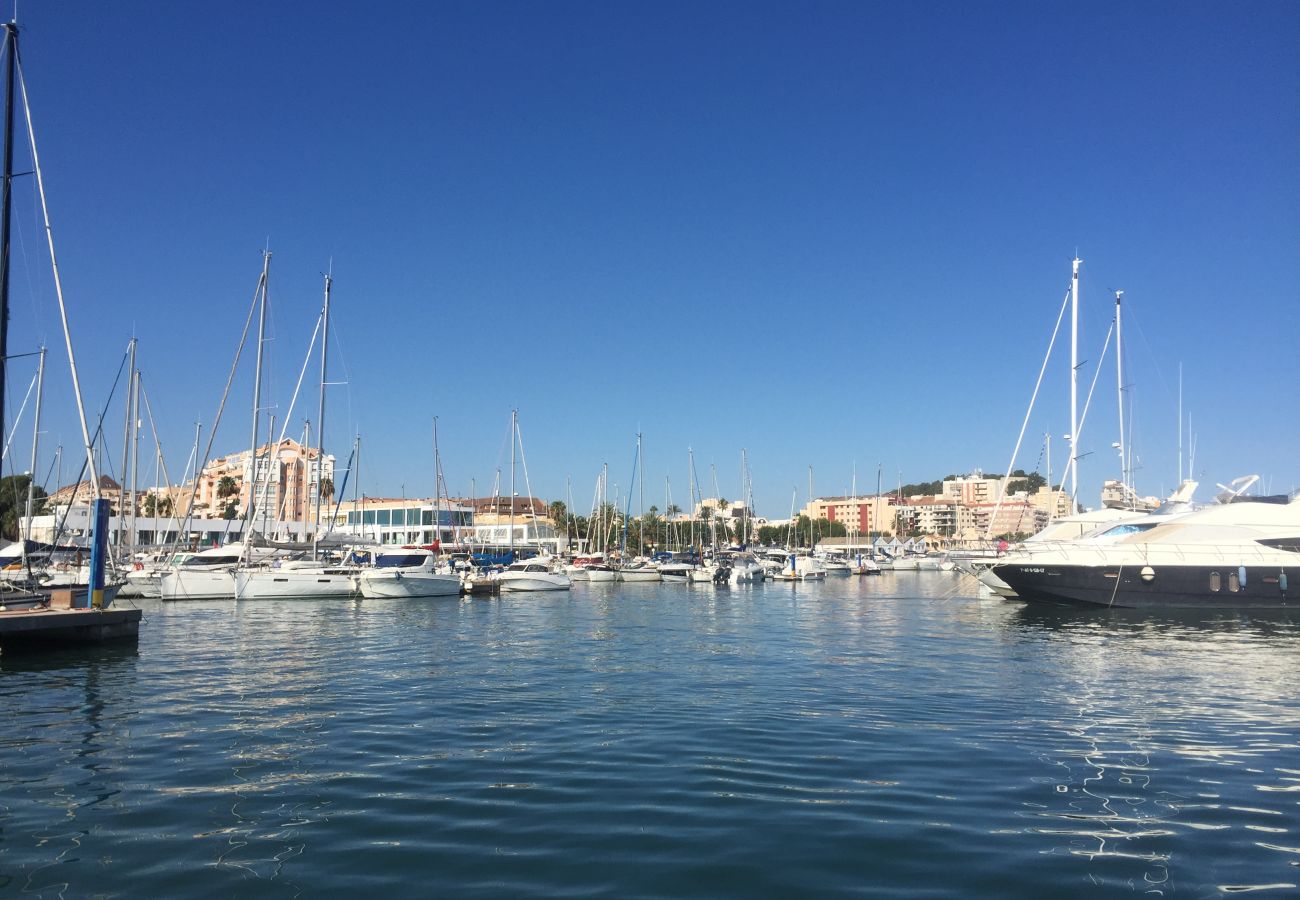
(357, 418), (461, 599)
(0, 21), (122, 612)
(496, 411), (570, 592)
(234, 271), (359, 600)
(161, 253), (281, 601)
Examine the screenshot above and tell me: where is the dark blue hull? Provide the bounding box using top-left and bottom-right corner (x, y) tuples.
(992, 563), (1295, 610)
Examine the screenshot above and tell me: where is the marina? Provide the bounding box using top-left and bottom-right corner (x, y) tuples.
(2, 573), (1298, 897)
(0, 3), (1295, 898)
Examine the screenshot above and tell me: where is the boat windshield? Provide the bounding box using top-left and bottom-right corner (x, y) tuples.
(1095, 522), (1160, 540)
(376, 553), (428, 568)
(185, 554), (241, 568)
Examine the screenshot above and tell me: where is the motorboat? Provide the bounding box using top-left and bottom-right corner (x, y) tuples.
(498, 558), (572, 592)
(818, 555), (852, 576)
(583, 563), (620, 583)
(657, 562), (696, 582)
(776, 554), (826, 581)
(990, 494), (1299, 609)
(727, 552), (765, 584)
(617, 561), (661, 582)
(358, 548), (462, 599)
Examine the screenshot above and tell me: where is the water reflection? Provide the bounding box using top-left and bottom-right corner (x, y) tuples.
(1000, 601), (1300, 893)
(0, 643), (139, 896)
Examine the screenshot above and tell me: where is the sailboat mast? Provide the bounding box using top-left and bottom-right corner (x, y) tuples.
(313, 271), (332, 548)
(0, 22), (16, 488)
(433, 416), (443, 549)
(509, 409), (516, 560)
(119, 337), (137, 551)
(130, 368), (141, 553)
(1114, 290), (1126, 493)
(687, 448), (695, 554)
(245, 251), (271, 542)
(1177, 363), (1184, 486)
(1069, 256), (1081, 503)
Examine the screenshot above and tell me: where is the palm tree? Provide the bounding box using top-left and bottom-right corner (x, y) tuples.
(142, 492), (173, 517)
(548, 500), (568, 531)
(217, 475), (239, 519)
(664, 504), (681, 550)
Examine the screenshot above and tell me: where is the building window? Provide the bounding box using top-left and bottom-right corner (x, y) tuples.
(391, 509), (405, 526)
(377, 510), (391, 526)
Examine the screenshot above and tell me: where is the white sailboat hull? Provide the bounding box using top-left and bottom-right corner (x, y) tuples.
(160, 569), (236, 601)
(234, 569), (357, 600)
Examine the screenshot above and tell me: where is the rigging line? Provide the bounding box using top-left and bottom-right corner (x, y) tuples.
(16, 51), (100, 495)
(0, 361), (37, 463)
(137, 381), (176, 517)
(1072, 318), (1115, 508)
(266, 311), (325, 529)
(44, 352), (131, 550)
(274, 309), (323, 447)
(176, 268), (263, 537)
(516, 416), (537, 528)
(986, 286), (1071, 536)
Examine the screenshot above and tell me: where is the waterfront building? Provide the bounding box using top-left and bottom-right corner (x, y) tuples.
(895, 497), (977, 537)
(45, 475), (125, 515)
(329, 497), (475, 546)
(940, 471), (1030, 505)
(798, 495), (896, 536)
(191, 438), (334, 528)
(970, 499), (1050, 538)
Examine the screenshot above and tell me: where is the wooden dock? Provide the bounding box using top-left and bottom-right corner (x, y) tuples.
(0, 592), (141, 649)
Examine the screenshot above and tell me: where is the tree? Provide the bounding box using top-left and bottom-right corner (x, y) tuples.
(319, 476), (335, 501)
(217, 475), (238, 501)
(217, 475), (239, 520)
(142, 492), (173, 517)
(0, 474), (47, 541)
(548, 500), (568, 532)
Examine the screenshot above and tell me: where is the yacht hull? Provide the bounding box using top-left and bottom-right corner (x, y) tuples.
(359, 572), (462, 599)
(499, 573), (572, 591)
(994, 563), (1296, 610)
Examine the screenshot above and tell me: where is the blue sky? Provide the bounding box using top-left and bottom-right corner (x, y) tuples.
(4, 1), (1297, 516)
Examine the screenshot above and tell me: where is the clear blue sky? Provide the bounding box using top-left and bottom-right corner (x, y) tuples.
(5, 1), (1297, 517)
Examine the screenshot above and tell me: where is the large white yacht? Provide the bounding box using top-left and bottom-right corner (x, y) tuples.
(990, 494), (1299, 609)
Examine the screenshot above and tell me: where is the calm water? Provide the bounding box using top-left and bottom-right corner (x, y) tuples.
(2, 573), (1298, 898)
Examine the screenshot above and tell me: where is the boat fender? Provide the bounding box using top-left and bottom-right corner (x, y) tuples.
(1280, 572), (1288, 592)
(1140, 566), (1155, 583)
(1238, 566), (1247, 588)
